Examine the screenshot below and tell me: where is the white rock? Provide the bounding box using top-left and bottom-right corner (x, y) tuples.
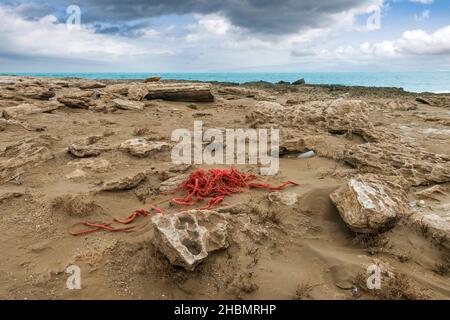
(113, 99), (144, 111)
(152, 210), (228, 271)
(330, 174), (409, 233)
(268, 191), (298, 206)
(119, 139), (169, 157)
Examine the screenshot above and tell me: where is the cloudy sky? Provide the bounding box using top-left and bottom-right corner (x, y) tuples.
(0, 0), (449, 72)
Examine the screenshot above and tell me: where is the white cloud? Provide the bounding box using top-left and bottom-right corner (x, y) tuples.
(409, 0), (433, 4)
(396, 26), (450, 55)
(0, 6), (170, 61)
(350, 24), (450, 59)
(414, 10), (430, 21)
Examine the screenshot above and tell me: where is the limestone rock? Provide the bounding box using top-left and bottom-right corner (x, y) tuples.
(119, 139), (170, 157)
(159, 174), (189, 193)
(3, 103), (60, 119)
(152, 210), (229, 271)
(144, 76), (161, 82)
(68, 136), (113, 158)
(0, 136), (54, 182)
(66, 169), (87, 180)
(127, 84), (149, 101)
(268, 191), (298, 206)
(412, 209), (450, 249)
(330, 174), (409, 233)
(79, 81), (106, 89)
(67, 158), (111, 173)
(113, 98), (144, 111)
(343, 142), (450, 187)
(145, 82), (214, 102)
(100, 172), (146, 191)
(20, 86), (55, 100)
(58, 92), (93, 109)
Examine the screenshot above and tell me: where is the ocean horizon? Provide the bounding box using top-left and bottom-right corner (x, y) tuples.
(2, 71), (450, 94)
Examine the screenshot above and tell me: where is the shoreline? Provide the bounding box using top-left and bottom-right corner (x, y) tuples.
(1, 73), (450, 94)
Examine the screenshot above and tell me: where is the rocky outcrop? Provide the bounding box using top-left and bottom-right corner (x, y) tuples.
(119, 139), (170, 157)
(152, 210), (229, 271)
(343, 142), (450, 187)
(145, 82), (214, 102)
(330, 174), (409, 233)
(2, 102), (60, 119)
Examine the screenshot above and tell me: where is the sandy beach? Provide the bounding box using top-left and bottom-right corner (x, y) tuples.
(0, 76), (448, 299)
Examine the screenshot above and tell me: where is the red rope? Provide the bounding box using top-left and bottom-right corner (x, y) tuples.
(168, 167), (298, 210)
(70, 167), (298, 236)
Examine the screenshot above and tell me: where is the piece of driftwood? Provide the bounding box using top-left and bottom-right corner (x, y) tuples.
(145, 83), (214, 102)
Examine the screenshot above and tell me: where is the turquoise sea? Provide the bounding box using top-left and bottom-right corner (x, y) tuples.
(2, 72), (450, 93)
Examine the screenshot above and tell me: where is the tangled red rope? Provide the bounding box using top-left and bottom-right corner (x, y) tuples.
(70, 167), (298, 236)
(166, 167), (298, 209)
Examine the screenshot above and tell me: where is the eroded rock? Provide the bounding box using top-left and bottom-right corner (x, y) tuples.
(159, 174), (189, 193)
(112, 98), (144, 111)
(412, 209), (450, 249)
(152, 210), (229, 271)
(100, 172), (146, 191)
(68, 136), (113, 158)
(268, 191), (298, 206)
(330, 174), (409, 233)
(2, 102), (60, 119)
(145, 82), (214, 102)
(344, 142), (450, 186)
(0, 136), (54, 182)
(67, 158), (112, 172)
(127, 84), (149, 101)
(58, 92), (94, 109)
(119, 139), (169, 157)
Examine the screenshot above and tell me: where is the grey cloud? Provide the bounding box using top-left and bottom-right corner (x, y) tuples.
(8, 0), (376, 35)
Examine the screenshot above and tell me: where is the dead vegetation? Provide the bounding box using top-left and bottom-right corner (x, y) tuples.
(51, 193), (104, 217)
(293, 282), (317, 300)
(433, 254), (450, 276)
(354, 271), (430, 300)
